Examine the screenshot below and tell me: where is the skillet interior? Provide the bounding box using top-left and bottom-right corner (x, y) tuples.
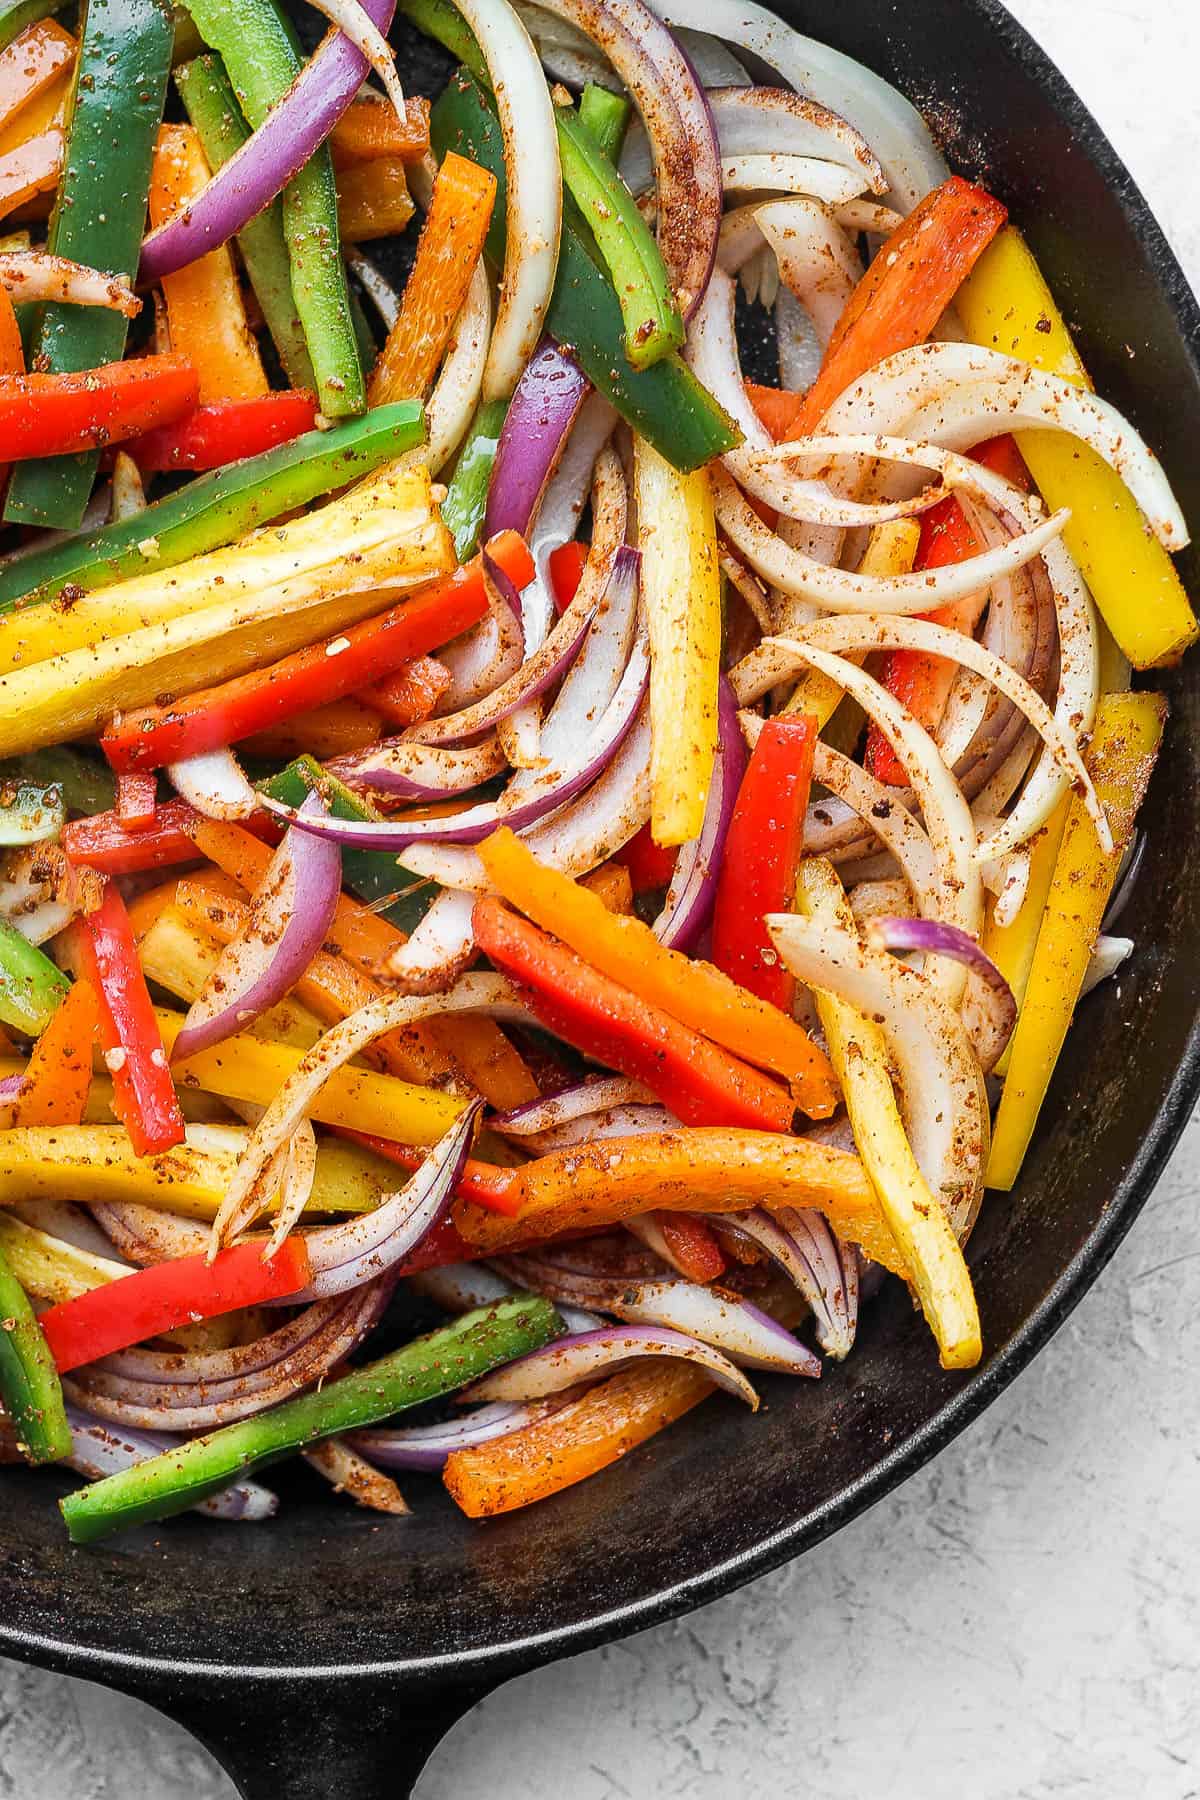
(2, 0), (1199, 1788)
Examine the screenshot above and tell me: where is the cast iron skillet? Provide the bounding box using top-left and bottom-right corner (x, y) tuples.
(3, 2), (1199, 1793)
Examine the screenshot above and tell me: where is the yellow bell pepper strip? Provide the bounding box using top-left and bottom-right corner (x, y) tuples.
(445, 1359), (713, 1518)
(633, 436), (721, 846)
(478, 829), (837, 1116)
(0, 18), (73, 135)
(0, 1235), (70, 1462)
(0, 1210), (127, 1304)
(6, 975), (96, 1126)
(0, 464), (452, 753)
(368, 149), (496, 404)
(987, 689), (1167, 1189)
(330, 94), (431, 166)
(38, 1235), (311, 1372)
(981, 797), (1071, 1081)
(453, 1126), (901, 1271)
(61, 1295), (561, 1543)
(157, 1007), (467, 1147)
(794, 857), (981, 1369)
(73, 882), (185, 1159)
(956, 226), (1198, 668)
(0, 1122), (405, 1220)
(0, 914), (67, 1033)
(148, 123), (268, 403)
(474, 897), (797, 1133)
(336, 154), (415, 244)
(711, 715), (817, 1017)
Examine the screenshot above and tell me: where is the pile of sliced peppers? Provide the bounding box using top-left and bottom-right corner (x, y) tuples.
(0, 0), (1187, 1545)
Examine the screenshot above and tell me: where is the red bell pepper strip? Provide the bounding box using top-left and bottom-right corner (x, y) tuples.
(711, 715), (817, 1014)
(774, 178), (1008, 439)
(614, 821), (678, 893)
(337, 1128), (521, 1216)
(38, 1236), (312, 1372)
(657, 1212), (726, 1283)
(865, 435), (1034, 784)
(358, 653), (451, 728)
(125, 391), (318, 472)
(101, 531), (534, 772)
(473, 896), (796, 1133)
(548, 539), (588, 618)
(71, 881), (186, 1157)
(115, 769), (158, 833)
(0, 355), (198, 459)
(64, 798), (205, 873)
(0, 285), (23, 499)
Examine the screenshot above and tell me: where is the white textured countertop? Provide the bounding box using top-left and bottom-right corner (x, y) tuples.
(4, 2), (1199, 1794)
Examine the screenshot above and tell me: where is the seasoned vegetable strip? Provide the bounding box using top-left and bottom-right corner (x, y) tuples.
(61, 1296), (562, 1542)
(0, 1238), (70, 1463)
(0, 916), (68, 1033)
(4, 0), (174, 528)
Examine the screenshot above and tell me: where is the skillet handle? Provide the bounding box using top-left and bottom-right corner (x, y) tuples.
(137, 1671), (498, 1799)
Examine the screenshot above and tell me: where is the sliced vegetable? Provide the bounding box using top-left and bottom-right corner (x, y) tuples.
(0, 776), (63, 843)
(548, 537), (588, 619)
(0, 355), (198, 460)
(4, 0), (174, 529)
(61, 1295), (561, 1541)
(982, 798), (1071, 1080)
(432, 70), (739, 473)
(339, 1130), (520, 1216)
(127, 391), (318, 473)
(7, 974), (95, 1125)
(0, 748), (114, 816)
(149, 122), (268, 403)
(577, 79), (629, 163)
(174, 52), (315, 390)
(987, 691), (1167, 1189)
(441, 396), (507, 560)
(474, 896), (797, 1132)
(712, 714), (816, 1013)
(478, 829), (836, 1114)
(0, 1237), (70, 1462)
(0, 19), (74, 137)
(64, 797), (204, 873)
(0, 912), (67, 1032)
(330, 93), (430, 164)
(336, 153), (415, 242)
(360, 653), (451, 728)
(369, 148), (496, 404)
(72, 881), (185, 1158)
(0, 403), (423, 614)
(0, 0), (67, 56)
(38, 1237), (312, 1373)
(956, 225), (1198, 668)
(633, 436), (720, 844)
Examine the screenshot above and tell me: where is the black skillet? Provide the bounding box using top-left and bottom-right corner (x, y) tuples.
(3, 1), (1199, 1793)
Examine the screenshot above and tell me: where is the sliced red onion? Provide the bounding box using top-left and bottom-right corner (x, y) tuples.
(493, 1076), (655, 1136)
(651, 673), (743, 949)
(350, 1397), (572, 1471)
(91, 1200), (208, 1266)
(485, 340), (590, 542)
(515, 1101), (680, 1154)
(620, 84), (883, 197)
(172, 794), (341, 1063)
(303, 0), (408, 122)
(331, 734), (509, 803)
(0, 1073), (25, 1103)
(464, 1322), (759, 1406)
(529, 391), (617, 597)
(865, 915), (1017, 1075)
(408, 1261), (519, 1313)
(712, 1207), (856, 1360)
(532, 0), (720, 315)
(62, 1405), (278, 1522)
(166, 747), (259, 822)
(140, 0), (396, 279)
(437, 563), (528, 709)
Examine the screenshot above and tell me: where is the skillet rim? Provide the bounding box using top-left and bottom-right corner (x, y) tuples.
(2, 0), (1199, 1693)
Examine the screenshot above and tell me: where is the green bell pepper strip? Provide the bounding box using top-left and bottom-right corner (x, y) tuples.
(4, 0), (175, 532)
(578, 82), (631, 164)
(260, 756), (438, 934)
(0, 780), (65, 846)
(0, 917), (69, 1034)
(0, 1242), (71, 1465)
(441, 397), (508, 560)
(181, 0), (364, 417)
(0, 750), (115, 817)
(431, 69), (738, 472)
(0, 404), (425, 613)
(555, 102), (682, 369)
(60, 1295), (560, 1541)
(174, 53), (316, 391)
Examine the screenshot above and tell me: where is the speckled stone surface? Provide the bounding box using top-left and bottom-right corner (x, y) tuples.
(4, 3), (1198, 1794)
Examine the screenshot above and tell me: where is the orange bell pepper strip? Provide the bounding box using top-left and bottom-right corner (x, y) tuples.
(865, 435), (1033, 784)
(711, 715), (819, 1020)
(0, 20), (74, 136)
(473, 896), (799, 1133)
(579, 861), (633, 914)
(478, 829), (837, 1116)
(453, 1128), (901, 1273)
(0, 125), (58, 220)
(336, 155), (415, 244)
(444, 1360), (715, 1517)
(115, 770), (158, 833)
(359, 653), (451, 728)
(744, 379), (804, 443)
(777, 177), (1008, 438)
(242, 696), (386, 763)
(0, 355), (199, 459)
(368, 150), (496, 404)
(148, 124), (268, 404)
(6, 977), (97, 1127)
(329, 94), (430, 166)
(656, 1212), (726, 1283)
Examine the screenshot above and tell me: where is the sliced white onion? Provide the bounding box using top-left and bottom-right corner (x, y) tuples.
(755, 197), (862, 346)
(812, 739), (939, 917)
(776, 284), (824, 391)
(167, 748), (258, 821)
(621, 84), (882, 197)
(304, 0), (408, 121)
(335, 733), (508, 801)
(715, 1207), (856, 1359)
(385, 886), (477, 991)
(608, 1279), (821, 1376)
(494, 1076), (655, 1135)
(1081, 934), (1134, 997)
(718, 154), (869, 206)
(110, 452), (148, 522)
(0, 253), (140, 316)
(423, 259), (493, 474)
